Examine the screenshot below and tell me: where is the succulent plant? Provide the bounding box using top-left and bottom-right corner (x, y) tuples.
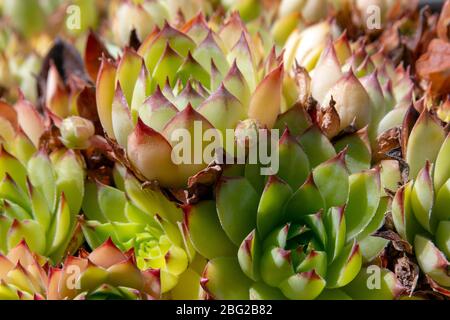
(80, 163), (204, 297)
(284, 24), (416, 149)
(110, 0), (213, 47)
(95, 13), (289, 188)
(0, 99), (86, 264)
(0, 239), (160, 299)
(183, 122), (401, 300)
(0, 29), (43, 103)
(392, 109), (450, 296)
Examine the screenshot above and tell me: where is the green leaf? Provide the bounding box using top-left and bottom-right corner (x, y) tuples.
(116, 48), (143, 105)
(184, 201), (236, 260)
(285, 174), (325, 223)
(296, 250), (327, 279)
(52, 150), (85, 216)
(414, 235), (450, 287)
(273, 104), (311, 137)
(406, 110), (445, 178)
(357, 197), (390, 241)
(238, 230), (261, 281)
(334, 128), (371, 174)
(47, 194), (72, 255)
(249, 282), (285, 300)
(0, 175), (31, 213)
(342, 267), (401, 300)
(324, 206), (346, 262)
(216, 177), (259, 245)
(202, 257), (253, 300)
(278, 129), (310, 190)
(411, 163), (435, 233)
(298, 125), (336, 168)
(392, 181), (426, 244)
(7, 219), (46, 255)
(0, 149), (27, 192)
(279, 271), (326, 300)
(124, 173), (182, 224)
(0, 215), (12, 253)
(260, 246), (294, 287)
(326, 241), (362, 288)
(28, 184), (52, 232)
(345, 168), (381, 241)
(257, 176), (292, 238)
(433, 179), (450, 222)
(97, 183), (128, 223)
(313, 150), (349, 208)
(436, 221), (450, 258)
(433, 133), (450, 191)
(28, 151), (56, 212)
(82, 181), (107, 223)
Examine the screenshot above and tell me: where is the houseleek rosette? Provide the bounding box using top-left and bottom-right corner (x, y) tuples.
(184, 123), (402, 300)
(0, 99), (85, 264)
(95, 13), (287, 188)
(284, 23), (415, 147)
(81, 164), (204, 298)
(0, 239), (160, 299)
(392, 109), (450, 296)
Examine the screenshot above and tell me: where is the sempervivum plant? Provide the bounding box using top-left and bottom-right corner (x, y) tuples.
(391, 109), (450, 296)
(284, 26), (415, 150)
(0, 239), (160, 300)
(80, 163), (205, 298)
(184, 124), (402, 300)
(0, 99), (86, 264)
(110, 0), (213, 47)
(95, 13), (288, 188)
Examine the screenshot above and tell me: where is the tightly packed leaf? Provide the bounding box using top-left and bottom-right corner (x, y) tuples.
(284, 20), (415, 148)
(0, 239), (160, 299)
(95, 13), (288, 188)
(184, 123), (401, 300)
(0, 100), (86, 263)
(392, 109), (450, 296)
(81, 164), (204, 297)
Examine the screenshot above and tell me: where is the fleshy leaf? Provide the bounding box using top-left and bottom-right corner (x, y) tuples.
(345, 168), (381, 241)
(257, 176), (293, 238)
(406, 110), (446, 178)
(183, 201), (236, 260)
(216, 177), (259, 245)
(313, 150), (349, 208)
(202, 257), (252, 300)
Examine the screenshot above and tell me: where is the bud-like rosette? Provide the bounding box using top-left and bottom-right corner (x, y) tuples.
(60, 116), (95, 149)
(94, 15), (289, 188)
(0, 145), (85, 264)
(0, 239), (161, 300)
(81, 164), (203, 296)
(284, 28), (414, 145)
(393, 119), (450, 293)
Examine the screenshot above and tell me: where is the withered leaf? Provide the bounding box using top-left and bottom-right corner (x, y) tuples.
(416, 39), (450, 97)
(84, 30), (113, 81)
(394, 255), (420, 295)
(318, 96), (340, 139)
(437, 0), (450, 41)
(373, 229), (413, 254)
(374, 127), (401, 163)
(37, 38), (90, 112)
